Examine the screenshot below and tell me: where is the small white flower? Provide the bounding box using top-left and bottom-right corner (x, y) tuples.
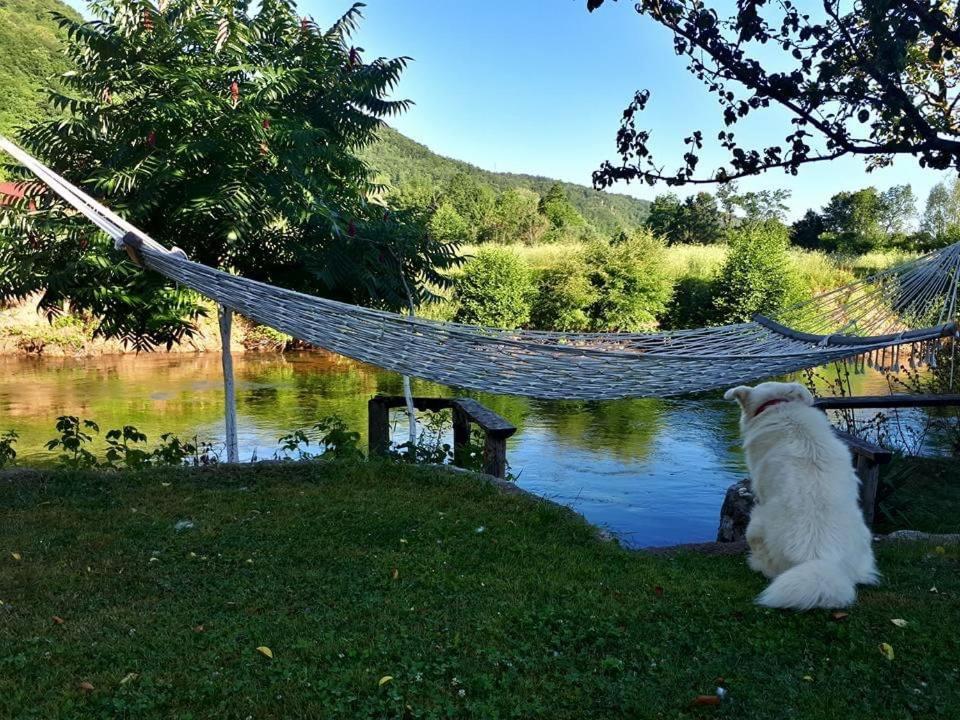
(458, 689), (466, 698)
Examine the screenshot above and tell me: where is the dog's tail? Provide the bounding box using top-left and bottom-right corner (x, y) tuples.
(757, 559), (856, 611)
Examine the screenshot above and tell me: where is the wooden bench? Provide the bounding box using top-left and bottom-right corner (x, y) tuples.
(367, 395), (517, 478)
(813, 395), (960, 527)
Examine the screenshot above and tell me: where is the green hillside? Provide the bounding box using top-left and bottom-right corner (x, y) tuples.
(0, 0), (79, 139)
(0, 2), (648, 234)
(362, 126), (650, 234)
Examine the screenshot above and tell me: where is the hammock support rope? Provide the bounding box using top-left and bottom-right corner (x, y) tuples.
(3, 136), (959, 402)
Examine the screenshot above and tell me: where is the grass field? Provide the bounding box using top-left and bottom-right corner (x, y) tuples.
(1, 461), (958, 719)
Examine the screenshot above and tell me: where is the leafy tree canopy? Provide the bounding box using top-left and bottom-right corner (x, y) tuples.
(587, 1), (960, 187)
(0, 0), (460, 349)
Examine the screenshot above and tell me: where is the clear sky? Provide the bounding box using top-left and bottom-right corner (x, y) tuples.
(302, 0), (956, 222)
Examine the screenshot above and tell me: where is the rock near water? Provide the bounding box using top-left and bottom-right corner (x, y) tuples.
(717, 478), (754, 543)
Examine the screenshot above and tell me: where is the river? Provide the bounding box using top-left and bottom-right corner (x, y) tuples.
(0, 352), (902, 547)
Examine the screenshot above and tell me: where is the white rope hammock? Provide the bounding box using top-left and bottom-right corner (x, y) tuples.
(3, 136), (958, 400)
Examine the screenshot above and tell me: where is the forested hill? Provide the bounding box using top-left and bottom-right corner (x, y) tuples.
(362, 126), (650, 233)
(0, 0), (79, 138)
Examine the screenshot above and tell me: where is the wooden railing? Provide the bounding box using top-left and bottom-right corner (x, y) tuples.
(367, 395), (517, 478)
(814, 395), (960, 527)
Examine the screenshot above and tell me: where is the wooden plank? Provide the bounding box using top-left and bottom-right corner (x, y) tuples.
(367, 397), (391, 457)
(832, 429), (893, 464)
(815, 394), (960, 410)
(452, 398), (517, 438)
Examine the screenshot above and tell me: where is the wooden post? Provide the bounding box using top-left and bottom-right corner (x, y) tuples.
(218, 305), (239, 463)
(368, 397), (391, 457)
(452, 404), (471, 467)
(855, 454), (880, 529)
(483, 434), (508, 479)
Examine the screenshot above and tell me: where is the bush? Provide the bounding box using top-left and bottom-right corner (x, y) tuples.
(583, 230), (674, 331)
(454, 248), (533, 328)
(713, 221), (803, 323)
(529, 257), (598, 331)
(662, 275), (720, 329)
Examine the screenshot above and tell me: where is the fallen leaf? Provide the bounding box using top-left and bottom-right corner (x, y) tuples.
(831, 611), (849, 622)
(935, 546), (946, 555)
(52, 616), (65, 625)
(391, 568), (399, 580)
(379, 675), (394, 687)
(256, 646), (273, 659)
(10, 552), (21, 561)
(119, 672), (138, 685)
(161, 482), (171, 487)
(692, 695), (721, 706)
(193, 625), (205, 633)
(879, 642), (895, 661)
(891, 618), (908, 628)
(802, 675), (814, 682)
(653, 586), (664, 597)
(930, 586), (939, 594)
(78, 681), (94, 693)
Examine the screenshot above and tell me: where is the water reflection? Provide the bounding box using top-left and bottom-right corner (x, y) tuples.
(0, 352), (901, 547)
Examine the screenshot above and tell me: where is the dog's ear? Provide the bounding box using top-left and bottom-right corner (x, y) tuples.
(723, 385), (752, 405)
(786, 383), (815, 406)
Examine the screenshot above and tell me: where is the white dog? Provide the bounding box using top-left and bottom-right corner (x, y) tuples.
(723, 381), (879, 610)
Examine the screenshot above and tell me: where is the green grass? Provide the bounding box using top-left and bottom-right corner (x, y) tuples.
(1, 462), (958, 719)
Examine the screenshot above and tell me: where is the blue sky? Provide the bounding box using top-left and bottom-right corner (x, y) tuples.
(302, 0), (955, 222)
(63, 0), (955, 221)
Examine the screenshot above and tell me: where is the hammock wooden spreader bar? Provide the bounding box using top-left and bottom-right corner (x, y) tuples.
(3, 136), (959, 401)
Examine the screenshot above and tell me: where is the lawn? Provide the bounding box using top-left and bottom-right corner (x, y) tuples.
(1, 461), (958, 719)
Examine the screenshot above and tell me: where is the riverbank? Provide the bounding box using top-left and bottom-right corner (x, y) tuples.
(0, 246), (915, 355)
(0, 293), (294, 356)
(2, 461), (957, 718)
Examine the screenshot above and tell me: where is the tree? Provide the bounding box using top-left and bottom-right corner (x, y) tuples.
(487, 188), (548, 245)
(878, 184), (918, 237)
(714, 221), (801, 323)
(921, 180), (960, 244)
(587, 1), (960, 187)
(678, 192), (724, 244)
(644, 191), (723, 244)
(733, 189), (791, 224)
(791, 210), (827, 250)
(428, 202), (471, 245)
(454, 248), (533, 329)
(445, 172), (496, 237)
(819, 188), (887, 253)
(584, 229), (673, 331)
(539, 183), (585, 229)
(0, 0), (460, 349)
(644, 193), (683, 242)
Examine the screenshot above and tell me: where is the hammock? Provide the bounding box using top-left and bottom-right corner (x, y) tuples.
(3, 136), (958, 400)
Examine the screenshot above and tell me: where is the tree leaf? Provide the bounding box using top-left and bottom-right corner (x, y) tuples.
(256, 646), (273, 659)
(379, 675), (394, 687)
(890, 618), (908, 628)
(10, 552), (21, 561)
(879, 642), (895, 661)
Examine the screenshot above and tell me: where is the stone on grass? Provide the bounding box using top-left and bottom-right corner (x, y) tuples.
(717, 478), (754, 543)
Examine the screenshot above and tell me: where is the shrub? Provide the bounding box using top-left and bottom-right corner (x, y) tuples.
(583, 230), (674, 331)
(0, 430), (17, 469)
(529, 257), (598, 331)
(713, 221), (803, 323)
(454, 248), (533, 329)
(662, 275), (720, 329)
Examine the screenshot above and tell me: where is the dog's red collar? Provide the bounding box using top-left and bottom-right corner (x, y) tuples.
(753, 398), (788, 418)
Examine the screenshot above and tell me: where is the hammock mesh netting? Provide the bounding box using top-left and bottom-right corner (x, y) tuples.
(3, 136), (958, 400)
